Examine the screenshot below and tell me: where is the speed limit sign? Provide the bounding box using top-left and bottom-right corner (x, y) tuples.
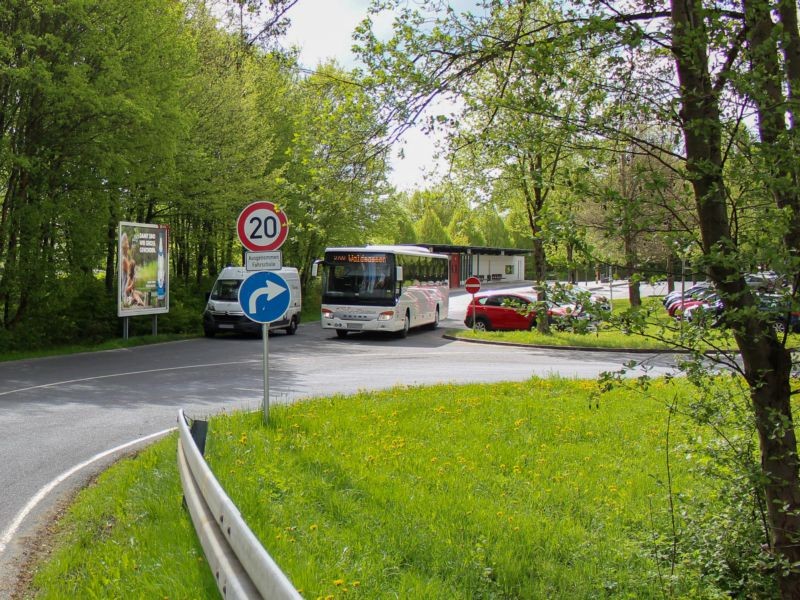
(237, 201), (289, 252)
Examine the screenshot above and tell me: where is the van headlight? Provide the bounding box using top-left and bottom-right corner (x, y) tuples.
(322, 308), (334, 319)
(206, 301), (216, 311)
(378, 310), (395, 321)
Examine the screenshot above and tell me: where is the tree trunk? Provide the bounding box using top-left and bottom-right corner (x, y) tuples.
(624, 233), (640, 307)
(104, 217), (117, 294)
(666, 254), (675, 293)
(672, 0), (800, 593)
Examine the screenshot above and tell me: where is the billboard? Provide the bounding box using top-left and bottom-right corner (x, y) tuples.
(118, 222), (169, 316)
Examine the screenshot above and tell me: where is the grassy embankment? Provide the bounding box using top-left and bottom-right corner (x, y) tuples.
(28, 378), (717, 599)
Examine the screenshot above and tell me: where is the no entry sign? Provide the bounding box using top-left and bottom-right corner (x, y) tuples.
(465, 276), (481, 294)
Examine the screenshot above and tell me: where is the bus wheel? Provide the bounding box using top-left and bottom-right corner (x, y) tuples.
(426, 307), (440, 330)
(398, 311), (410, 338)
(336, 329), (349, 339)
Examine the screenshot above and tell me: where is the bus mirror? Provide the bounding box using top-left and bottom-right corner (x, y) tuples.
(396, 266), (403, 282)
(311, 260), (320, 277)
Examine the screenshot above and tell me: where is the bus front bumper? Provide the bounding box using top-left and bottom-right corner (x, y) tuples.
(322, 317), (402, 333)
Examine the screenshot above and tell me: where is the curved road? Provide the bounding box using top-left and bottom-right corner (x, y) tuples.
(0, 288), (677, 593)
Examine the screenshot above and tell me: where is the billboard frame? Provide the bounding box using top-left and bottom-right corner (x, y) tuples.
(118, 221), (170, 317)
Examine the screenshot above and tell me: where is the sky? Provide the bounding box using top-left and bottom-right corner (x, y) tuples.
(283, 1), (447, 192)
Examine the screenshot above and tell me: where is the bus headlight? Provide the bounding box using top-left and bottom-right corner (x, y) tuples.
(322, 308), (334, 319)
(378, 310), (395, 321)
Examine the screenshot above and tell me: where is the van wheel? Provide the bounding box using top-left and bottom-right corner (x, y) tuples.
(286, 317), (298, 335)
(336, 329), (349, 339)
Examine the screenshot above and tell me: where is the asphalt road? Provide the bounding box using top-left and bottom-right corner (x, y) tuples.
(0, 284), (678, 593)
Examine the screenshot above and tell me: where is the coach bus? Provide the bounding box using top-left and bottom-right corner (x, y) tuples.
(313, 245), (450, 338)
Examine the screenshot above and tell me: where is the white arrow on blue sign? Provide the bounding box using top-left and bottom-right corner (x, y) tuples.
(238, 271), (292, 324)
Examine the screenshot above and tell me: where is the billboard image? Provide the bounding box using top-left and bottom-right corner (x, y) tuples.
(118, 222), (169, 316)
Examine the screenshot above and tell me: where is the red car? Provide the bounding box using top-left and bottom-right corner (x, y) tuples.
(465, 292), (539, 331)
(669, 291), (718, 318)
(464, 291), (581, 331)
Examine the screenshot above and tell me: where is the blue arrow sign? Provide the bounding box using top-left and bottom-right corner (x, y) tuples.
(238, 271), (291, 324)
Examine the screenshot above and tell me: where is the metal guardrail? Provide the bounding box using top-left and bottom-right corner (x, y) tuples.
(177, 409), (302, 599)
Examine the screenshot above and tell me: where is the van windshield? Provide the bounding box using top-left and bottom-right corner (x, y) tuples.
(210, 279), (241, 301)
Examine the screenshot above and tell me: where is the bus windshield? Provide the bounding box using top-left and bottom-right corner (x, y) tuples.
(322, 252), (396, 305)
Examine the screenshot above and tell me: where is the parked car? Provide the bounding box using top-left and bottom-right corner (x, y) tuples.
(758, 293), (800, 333)
(683, 298), (722, 324)
(685, 292), (800, 333)
(538, 283), (611, 313)
(745, 271), (782, 292)
(662, 281), (713, 307)
(465, 292), (539, 331)
(669, 289), (718, 318)
(464, 291), (591, 331)
(565, 285), (611, 313)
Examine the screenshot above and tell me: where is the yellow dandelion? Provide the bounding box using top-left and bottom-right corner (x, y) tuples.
(333, 578), (346, 586)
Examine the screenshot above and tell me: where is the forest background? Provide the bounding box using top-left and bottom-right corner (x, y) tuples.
(0, 0), (682, 350)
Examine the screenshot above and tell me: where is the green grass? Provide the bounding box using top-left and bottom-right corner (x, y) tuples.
(0, 333), (196, 363)
(25, 434), (218, 598)
(28, 378), (715, 599)
(454, 326), (681, 350)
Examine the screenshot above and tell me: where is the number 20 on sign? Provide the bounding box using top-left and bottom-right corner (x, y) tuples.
(237, 201), (289, 252)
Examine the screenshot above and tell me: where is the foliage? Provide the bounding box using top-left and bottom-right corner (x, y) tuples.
(27, 434), (219, 598)
(355, 0), (800, 593)
(0, 1), (393, 352)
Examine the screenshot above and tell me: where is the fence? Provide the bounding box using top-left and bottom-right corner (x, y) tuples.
(177, 409), (302, 599)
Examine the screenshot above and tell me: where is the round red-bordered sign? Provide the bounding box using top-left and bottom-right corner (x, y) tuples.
(465, 276), (481, 294)
(237, 201), (289, 252)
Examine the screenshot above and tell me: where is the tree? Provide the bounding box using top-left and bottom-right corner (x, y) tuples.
(415, 206), (451, 244)
(276, 62), (391, 289)
(447, 203), (485, 246)
(0, 0), (191, 340)
(355, 0), (800, 593)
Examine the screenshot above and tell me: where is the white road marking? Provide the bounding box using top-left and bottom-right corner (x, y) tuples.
(0, 428), (175, 555)
(0, 360), (260, 397)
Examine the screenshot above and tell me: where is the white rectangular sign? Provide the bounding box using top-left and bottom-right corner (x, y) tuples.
(246, 251), (282, 271)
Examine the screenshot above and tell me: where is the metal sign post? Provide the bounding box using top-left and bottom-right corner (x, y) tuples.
(465, 277), (481, 333)
(237, 265), (291, 424)
(236, 201), (290, 424)
(263, 330), (270, 423)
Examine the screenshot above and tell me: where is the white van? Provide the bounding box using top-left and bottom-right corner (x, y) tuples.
(202, 266), (302, 337)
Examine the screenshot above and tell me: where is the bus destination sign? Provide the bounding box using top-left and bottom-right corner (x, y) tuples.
(330, 253), (387, 264)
